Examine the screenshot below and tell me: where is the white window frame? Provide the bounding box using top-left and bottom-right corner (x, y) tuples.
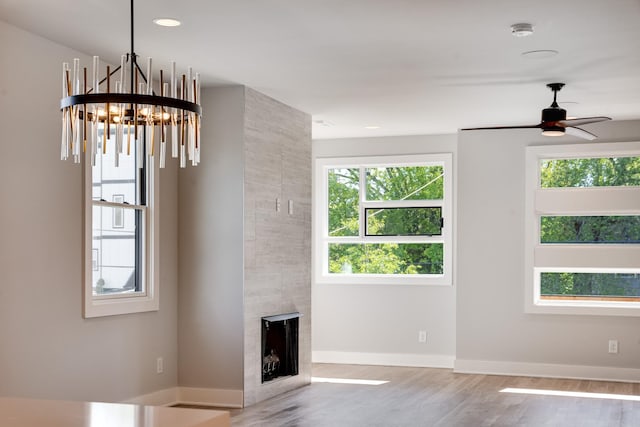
(525, 141), (640, 316)
(83, 148), (159, 318)
(315, 153), (453, 286)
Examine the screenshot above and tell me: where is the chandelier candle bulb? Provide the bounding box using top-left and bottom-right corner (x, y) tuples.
(61, 114), (68, 160)
(91, 118), (98, 167)
(180, 141), (186, 169)
(147, 57), (152, 95)
(82, 68), (87, 158)
(92, 56), (99, 95)
(161, 80), (167, 144)
(150, 108), (156, 156)
(180, 74), (186, 154)
(127, 122), (131, 155)
(105, 65), (111, 155)
(114, 137), (120, 168)
(119, 55), (126, 93)
(137, 124), (144, 169)
(74, 107), (82, 160)
(73, 58), (80, 96)
(160, 140), (166, 169)
(170, 61), (178, 158)
(61, 63), (69, 160)
(187, 67), (192, 102)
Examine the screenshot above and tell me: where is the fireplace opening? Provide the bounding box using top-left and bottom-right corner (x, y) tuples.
(261, 312), (300, 383)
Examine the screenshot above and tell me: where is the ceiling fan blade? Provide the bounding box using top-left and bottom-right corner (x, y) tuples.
(564, 126), (598, 141)
(557, 116), (611, 127)
(460, 124), (541, 131)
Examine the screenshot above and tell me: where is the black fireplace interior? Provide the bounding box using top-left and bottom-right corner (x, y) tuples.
(261, 312), (300, 383)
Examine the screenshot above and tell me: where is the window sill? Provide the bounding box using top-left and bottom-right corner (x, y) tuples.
(83, 293), (159, 318)
(525, 299), (640, 317)
(316, 273), (451, 286)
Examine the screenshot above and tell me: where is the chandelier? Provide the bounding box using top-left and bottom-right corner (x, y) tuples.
(60, 0), (202, 168)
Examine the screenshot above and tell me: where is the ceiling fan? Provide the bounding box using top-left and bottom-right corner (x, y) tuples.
(461, 83), (611, 140)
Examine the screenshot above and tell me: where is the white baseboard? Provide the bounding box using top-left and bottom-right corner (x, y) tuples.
(312, 351), (455, 369)
(454, 359), (640, 383)
(124, 387), (243, 408)
(124, 388), (180, 406)
(178, 387), (244, 408)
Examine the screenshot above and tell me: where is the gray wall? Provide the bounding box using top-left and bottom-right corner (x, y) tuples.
(312, 134), (457, 363)
(178, 86), (246, 390)
(0, 20), (179, 402)
(456, 120), (640, 370)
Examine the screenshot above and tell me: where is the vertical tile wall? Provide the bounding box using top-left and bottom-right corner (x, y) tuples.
(242, 88), (312, 406)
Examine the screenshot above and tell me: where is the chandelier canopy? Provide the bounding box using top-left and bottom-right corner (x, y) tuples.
(60, 0), (202, 168)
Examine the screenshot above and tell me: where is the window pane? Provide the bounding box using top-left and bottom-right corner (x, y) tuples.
(92, 205), (140, 295)
(541, 272), (640, 299)
(328, 168), (359, 236)
(93, 127), (139, 204)
(329, 243), (443, 275)
(365, 207), (442, 236)
(540, 156), (640, 188)
(365, 165), (443, 201)
(541, 216), (640, 244)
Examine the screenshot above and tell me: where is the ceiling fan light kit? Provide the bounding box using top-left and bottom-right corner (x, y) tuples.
(461, 82), (611, 140)
(541, 127), (565, 137)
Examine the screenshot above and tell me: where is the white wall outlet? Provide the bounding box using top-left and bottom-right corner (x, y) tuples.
(608, 340), (619, 354)
(418, 330), (427, 343)
(276, 198), (281, 212)
(156, 357), (164, 374)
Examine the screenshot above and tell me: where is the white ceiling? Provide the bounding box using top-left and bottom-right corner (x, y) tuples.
(2, 0), (640, 139)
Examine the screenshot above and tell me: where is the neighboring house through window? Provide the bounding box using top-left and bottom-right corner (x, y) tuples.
(84, 125), (159, 317)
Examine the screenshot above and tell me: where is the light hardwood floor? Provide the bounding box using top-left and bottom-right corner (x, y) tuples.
(186, 363), (640, 426)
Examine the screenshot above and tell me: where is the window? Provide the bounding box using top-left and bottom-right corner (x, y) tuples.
(315, 154), (453, 285)
(83, 125), (159, 317)
(112, 194), (125, 228)
(525, 142), (640, 316)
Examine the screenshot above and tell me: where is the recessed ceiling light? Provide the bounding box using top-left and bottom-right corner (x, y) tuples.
(521, 49), (559, 59)
(364, 125), (381, 130)
(511, 23), (534, 37)
(153, 18), (181, 27)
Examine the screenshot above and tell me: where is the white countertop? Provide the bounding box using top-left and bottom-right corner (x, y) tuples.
(0, 398), (230, 427)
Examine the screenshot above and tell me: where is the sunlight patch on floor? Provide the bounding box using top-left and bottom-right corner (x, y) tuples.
(500, 387), (640, 401)
(311, 377), (389, 386)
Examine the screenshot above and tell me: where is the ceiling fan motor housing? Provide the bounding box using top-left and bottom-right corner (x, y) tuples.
(541, 106), (566, 124)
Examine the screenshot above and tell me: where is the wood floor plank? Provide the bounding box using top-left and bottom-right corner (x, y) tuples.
(184, 364), (640, 426)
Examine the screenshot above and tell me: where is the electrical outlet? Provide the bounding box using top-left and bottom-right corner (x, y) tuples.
(418, 331), (427, 343)
(608, 340), (618, 354)
(156, 357), (164, 374)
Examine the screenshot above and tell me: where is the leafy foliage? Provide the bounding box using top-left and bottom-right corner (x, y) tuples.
(541, 272), (640, 298)
(366, 207), (442, 236)
(539, 155), (640, 298)
(328, 165), (444, 275)
(540, 156), (640, 188)
(541, 216), (640, 244)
